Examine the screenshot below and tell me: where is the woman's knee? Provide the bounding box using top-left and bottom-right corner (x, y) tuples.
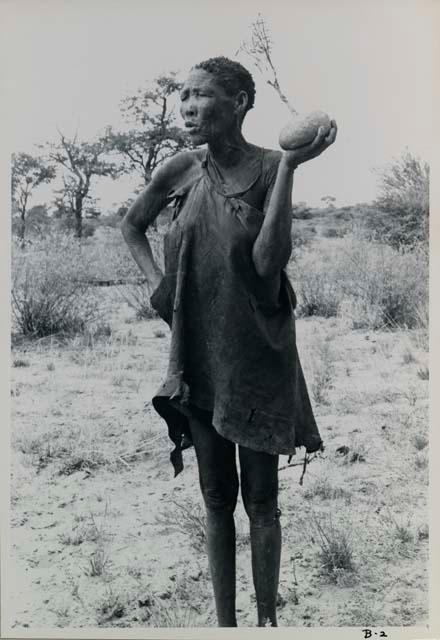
(188, 413), (239, 513)
(242, 488), (280, 526)
(239, 446), (280, 526)
(201, 482), (239, 514)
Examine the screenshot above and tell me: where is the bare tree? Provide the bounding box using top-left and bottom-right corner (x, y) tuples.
(46, 132), (119, 238)
(11, 153), (55, 245)
(103, 72), (191, 186)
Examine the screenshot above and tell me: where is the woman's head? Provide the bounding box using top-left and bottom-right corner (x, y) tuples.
(192, 57), (255, 114)
(180, 57), (255, 145)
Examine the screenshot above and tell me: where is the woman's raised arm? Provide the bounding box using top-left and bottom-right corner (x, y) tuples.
(252, 122), (337, 279)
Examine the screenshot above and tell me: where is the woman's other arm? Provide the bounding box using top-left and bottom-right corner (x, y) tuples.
(121, 152), (194, 294)
(252, 121), (337, 279)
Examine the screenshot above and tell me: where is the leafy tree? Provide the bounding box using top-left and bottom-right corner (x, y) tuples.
(292, 201), (312, 219)
(104, 73), (191, 186)
(321, 195), (336, 209)
(11, 153), (55, 245)
(371, 150), (429, 247)
(46, 132), (119, 238)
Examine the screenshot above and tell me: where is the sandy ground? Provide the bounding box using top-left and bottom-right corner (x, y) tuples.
(7, 293), (429, 630)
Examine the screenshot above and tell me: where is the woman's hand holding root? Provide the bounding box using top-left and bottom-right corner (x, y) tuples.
(281, 120), (338, 171)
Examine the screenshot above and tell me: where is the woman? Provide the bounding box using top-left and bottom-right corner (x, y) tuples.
(122, 56), (337, 627)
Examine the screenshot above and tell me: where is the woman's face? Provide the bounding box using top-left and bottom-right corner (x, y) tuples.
(180, 69), (239, 145)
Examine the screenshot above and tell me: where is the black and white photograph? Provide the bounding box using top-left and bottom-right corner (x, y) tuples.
(1, 0), (437, 635)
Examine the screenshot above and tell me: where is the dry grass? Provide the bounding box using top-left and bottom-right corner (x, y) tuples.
(8, 241), (429, 628)
(290, 235), (428, 329)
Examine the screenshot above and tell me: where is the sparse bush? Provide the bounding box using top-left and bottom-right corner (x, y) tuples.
(11, 232), (100, 338)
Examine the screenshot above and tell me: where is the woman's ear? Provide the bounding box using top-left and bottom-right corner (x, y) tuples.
(235, 90), (249, 119)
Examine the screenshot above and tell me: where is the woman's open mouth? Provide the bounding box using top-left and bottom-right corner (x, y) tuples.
(185, 123), (200, 134)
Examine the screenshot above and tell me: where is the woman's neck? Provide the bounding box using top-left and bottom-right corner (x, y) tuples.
(207, 129), (252, 168)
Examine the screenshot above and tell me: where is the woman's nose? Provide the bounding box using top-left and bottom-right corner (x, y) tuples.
(182, 99), (197, 118)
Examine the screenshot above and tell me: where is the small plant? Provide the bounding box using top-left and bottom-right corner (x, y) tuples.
(417, 366), (429, 380)
(415, 452), (428, 470)
(154, 329), (166, 338)
(303, 476), (346, 500)
(402, 347), (416, 364)
(12, 357), (30, 368)
(142, 594), (198, 627)
(412, 434), (428, 451)
(155, 498), (207, 552)
(112, 374), (124, 387)
(395, 523), (414, 545)
(96, 589), (125, 625)
(404, 386), (418, 407)
(309, 512), (355, 581)
(382, 510), (416, 548)
(84, 546), (110, 577)
(47, 362), (55, 371)
(58, 518), (101, 546)
(58, 450), (107, 475)
(336, 440), (368, 465)
(310, 339), (334, 405)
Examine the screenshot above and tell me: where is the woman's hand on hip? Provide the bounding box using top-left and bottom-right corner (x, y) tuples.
(146, 267), (163, 297)
(282, 120), (338, 171)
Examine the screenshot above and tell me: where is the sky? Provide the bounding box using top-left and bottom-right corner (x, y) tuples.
(0, 0), (435, 210)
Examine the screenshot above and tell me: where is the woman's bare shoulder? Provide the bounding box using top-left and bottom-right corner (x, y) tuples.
(260, 147), (283, 187)
(152, 149), (205, 193)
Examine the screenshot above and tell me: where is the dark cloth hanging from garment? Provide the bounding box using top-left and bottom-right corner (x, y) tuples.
(151, 146), (323, 476)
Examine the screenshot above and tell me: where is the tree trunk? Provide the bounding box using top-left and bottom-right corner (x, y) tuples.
(74, 195), (83, 238)
(19, 209), (26, 248)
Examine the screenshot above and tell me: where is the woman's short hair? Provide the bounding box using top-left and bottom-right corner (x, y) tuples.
(192, 56), (255, 113)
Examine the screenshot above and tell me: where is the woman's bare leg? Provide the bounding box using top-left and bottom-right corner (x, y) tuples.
(239, 446), (281, 627)
(188, 413), (239, 627)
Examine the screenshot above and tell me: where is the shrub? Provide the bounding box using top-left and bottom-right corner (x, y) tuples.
(371, 151), (429, 248)
(11, 232), (100, 338)
(289, 236), (428, 329)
